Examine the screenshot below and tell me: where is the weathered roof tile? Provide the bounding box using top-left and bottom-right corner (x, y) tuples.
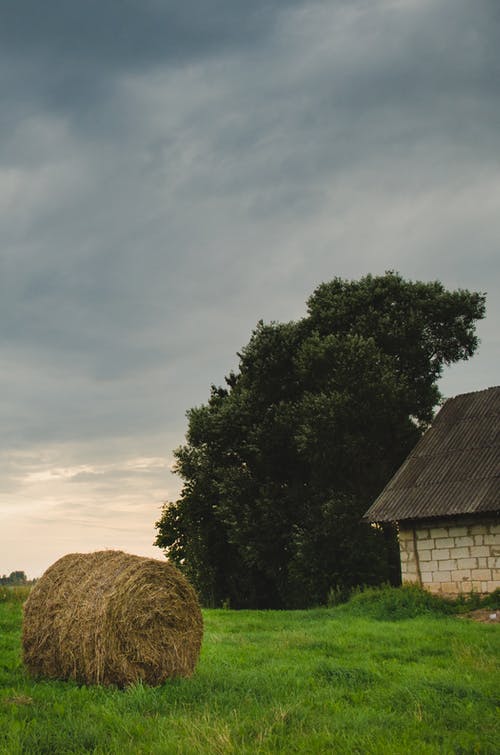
(365, 386), (500, 522)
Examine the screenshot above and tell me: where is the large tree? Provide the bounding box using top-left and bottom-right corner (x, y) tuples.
(156, 272), (485, 608)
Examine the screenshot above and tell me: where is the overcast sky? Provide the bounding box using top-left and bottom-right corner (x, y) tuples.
(1, 0), (499, 578)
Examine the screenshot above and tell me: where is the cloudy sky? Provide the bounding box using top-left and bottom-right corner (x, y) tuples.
(1, 0), (499, 579)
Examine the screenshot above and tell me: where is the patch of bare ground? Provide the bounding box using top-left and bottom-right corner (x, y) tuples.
(458, 609), (499, 623)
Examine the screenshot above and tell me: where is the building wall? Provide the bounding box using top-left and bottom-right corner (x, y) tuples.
(399, 517), (500, 595)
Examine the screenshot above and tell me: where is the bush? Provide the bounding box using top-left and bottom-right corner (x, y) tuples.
(339, 584), (500, 621)
(326, 585), (352, 607)
(452, 587), (500, 612)
(339, 584), (456, 620)
(0, 585), (32, 604)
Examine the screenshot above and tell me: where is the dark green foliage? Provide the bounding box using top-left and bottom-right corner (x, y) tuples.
(307, 274), (485, 424)
(337, 584), (499, 621)
(0, 572), (28, 586)
(156, 272), (485, 608)
(452, 587), (500, 612)
(340, 584), (457, 620)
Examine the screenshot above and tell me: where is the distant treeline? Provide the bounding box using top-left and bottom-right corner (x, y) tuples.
(0, 571), (35, 586)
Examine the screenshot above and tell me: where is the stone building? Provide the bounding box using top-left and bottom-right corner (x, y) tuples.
(365, 386), (499, 596)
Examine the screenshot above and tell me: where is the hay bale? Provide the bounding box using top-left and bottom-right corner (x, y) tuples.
(22, 550), (203, 687)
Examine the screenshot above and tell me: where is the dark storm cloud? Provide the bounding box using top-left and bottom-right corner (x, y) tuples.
(0, 0), (302, 64)
(0, 0), (304, 116)
(1, 0), (499, 488)
(0, 0), (310, 196)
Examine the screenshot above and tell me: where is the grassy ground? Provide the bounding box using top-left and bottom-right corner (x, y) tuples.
(0, 588), (499, 754)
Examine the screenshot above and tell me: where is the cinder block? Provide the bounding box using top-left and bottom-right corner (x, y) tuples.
(433, 571), (451, 582)
(439, 582), (459, 594)
(483, 535), (500, 546)
(477, 558), (487, 569)
(430, 527), (449, 538)
(451, 570), (471, 581)
(433, 549), (450, 560)
(426, 583), (440, 593)
(489, 524), (500, 535)
(417, 539), (434, 550)
(487, 557), (500, 569)
(486, 580), (500, 592)
(421, 572), (433, 583)
(435, 537), (454, 548)
(448, 527), (467, 537)
(470, 581), (483, 592)
(491, 569), (500, 580)
(454, 536), (474, 547)
(420, 560), (438, 573)
(416, 528), (430, 540)
(398, 530), (413, 543)
(470, 546), (489, 557)
(469, 525), (487, 535)
(456, 558), (477, 570)
(419, 550), (432, 561)
(471, 569), (491, 580)
(400, 543), (415, 556)
(449, 547), (470, 559)
(437, 560), (457, 571)
(473, 535), (484, 545)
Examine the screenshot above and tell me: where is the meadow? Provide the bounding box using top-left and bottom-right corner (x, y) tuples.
(0, 586), (499, 754)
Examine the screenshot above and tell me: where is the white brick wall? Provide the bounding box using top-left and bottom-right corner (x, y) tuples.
(398, 518), (500, 596)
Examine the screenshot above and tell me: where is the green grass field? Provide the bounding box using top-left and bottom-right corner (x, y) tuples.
(1, 588), (499, 754)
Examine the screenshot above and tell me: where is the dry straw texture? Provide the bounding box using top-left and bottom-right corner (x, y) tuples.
(22, 550), (203, 687)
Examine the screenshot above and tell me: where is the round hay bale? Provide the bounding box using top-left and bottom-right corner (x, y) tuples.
(22, 550), (203, 687)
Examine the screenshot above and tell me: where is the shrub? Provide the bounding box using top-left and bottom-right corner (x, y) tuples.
(340, 584), (456, 620)
(0, 585), (32, 604)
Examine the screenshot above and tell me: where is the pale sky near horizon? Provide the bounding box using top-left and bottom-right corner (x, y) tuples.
(1, 0), (499, 579)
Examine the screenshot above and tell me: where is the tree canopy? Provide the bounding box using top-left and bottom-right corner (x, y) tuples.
(155, 272), (485, 608)
(0, 571), (28, 586)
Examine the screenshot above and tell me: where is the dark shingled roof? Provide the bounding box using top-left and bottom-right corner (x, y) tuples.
(365, 386), (500, 523)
